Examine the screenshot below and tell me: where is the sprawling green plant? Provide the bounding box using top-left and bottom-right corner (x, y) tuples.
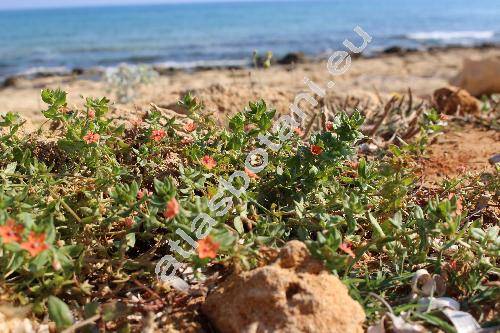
(0, 89), (497, 332)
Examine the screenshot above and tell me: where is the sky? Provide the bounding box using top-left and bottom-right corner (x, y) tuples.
(0, 0), (256, 10)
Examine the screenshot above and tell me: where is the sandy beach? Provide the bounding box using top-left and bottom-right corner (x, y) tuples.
(2, 46), (500, 128)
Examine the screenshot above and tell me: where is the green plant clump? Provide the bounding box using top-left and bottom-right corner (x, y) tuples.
(0, 89), (497, 331)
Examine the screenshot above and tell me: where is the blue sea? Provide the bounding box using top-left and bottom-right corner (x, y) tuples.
(1, 0), (500, 80)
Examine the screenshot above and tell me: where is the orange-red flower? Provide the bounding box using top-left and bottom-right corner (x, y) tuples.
(151, 129), (166, 142)
(87, 110), (95, 119)
(196, 236), (220, 259)
(440, 114), (449, 121)
(201, 155), (217, 170)
(0, 219), (23, 244)
(184, 122), (197, 133)
(20, 232), (49, 257)
(137, 188), (151, 200)
(244, 167), (259, 179)
(310, 144), (323, 156)
(163, 197), (180, 220)
(339, 242), (355, 258)
(325, 121), (334, 131)
(123, 217), (135, 228)
(83, 132), (100, 144)
(293, 127), (304, 136)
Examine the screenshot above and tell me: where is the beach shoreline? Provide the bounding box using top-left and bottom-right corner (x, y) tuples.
(3, 43), (499, 87)
(1, 44), (499, 129)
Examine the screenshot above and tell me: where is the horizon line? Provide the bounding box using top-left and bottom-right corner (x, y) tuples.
(0, 0), (307, 12)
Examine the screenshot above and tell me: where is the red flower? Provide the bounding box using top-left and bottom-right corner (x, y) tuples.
(83, 132), (100, 144)
(197, 236), (220, 259)
(123, 217), (135, 228)
(440, 114), (449, 121)
(244, 167), (259, 179)
(201, 155), (217, 170)
(151, 129), (166, 142)
(0, 219), (23, 244)
(293, 127), (304, 136)
(339, 242), (355, 258)
(183, 122), (197, 133)
(325, 121), (334, 131)
(137, 188), (151, 200)
(20, 232), (49, 257)
(163, 197), (180, 220)
(310, 145), (323, 156)
(87, 110), (95, 119)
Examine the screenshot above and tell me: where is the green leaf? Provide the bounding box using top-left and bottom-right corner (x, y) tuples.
(7, 252), (25, 272)
(368, 213), (386, 238)
(233, 216), (244, 234)
(48, 296), (74, 330)
(125, 233), (136, 249)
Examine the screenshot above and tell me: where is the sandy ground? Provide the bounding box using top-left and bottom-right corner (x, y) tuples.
(421, 124), (500, 183)
(2, 47), (500, 128)
(1, 47), (498, 183)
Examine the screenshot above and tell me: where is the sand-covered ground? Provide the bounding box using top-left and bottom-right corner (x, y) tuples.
(1, 46), (499, 183)
(2, 47), (500, 128)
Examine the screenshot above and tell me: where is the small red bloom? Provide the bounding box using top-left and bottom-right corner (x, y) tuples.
(20, 232), (49, 257)
(201, 155), (217, 170)
(87, 110), (95, 119)
(123, 217), (135, 228)
(163, 197), (180, 220)
(83, 132), (100, 144)
(196, 236), (220, 259)
(440, 114), (449, 121)
(137, 188), (151, 200)
(310, 144), (323, 156)
(0, 219), (23, 244)
(244, 167), (259, 179)
(325, 121), (334, 131)
(339, 242), (355, 258)
(183, 122), (197, 133)
(151, 129), (166, 142)
(293, 127), (304, 136)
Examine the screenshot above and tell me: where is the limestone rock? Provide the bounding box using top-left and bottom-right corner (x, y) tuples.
(433, 86), (480, 115)
(451, 56), (500, 96)
(203, 241), (365, 333)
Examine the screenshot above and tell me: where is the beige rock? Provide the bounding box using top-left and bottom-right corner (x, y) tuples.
(433, 86), (480, 115)
(203, 241), (365, 333)
(451, 56), (500, 96)
(0, 305), (38, 333)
